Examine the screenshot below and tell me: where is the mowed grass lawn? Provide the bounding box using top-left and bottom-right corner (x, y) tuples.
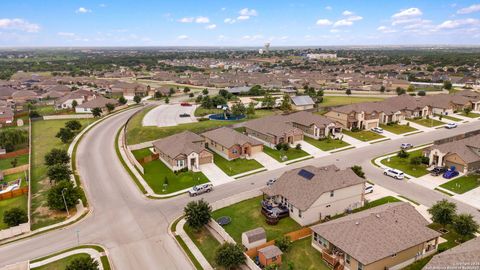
(141, 159), (209, 194)
(320, 96), (385, 107)
(263, 146), (310, 162)
(184, 225), (221, 268)
(304, 136), (350, 151)
(31, 119), (95, 230)
(212, 152), (263, 176)
(0, 154), (29, 170)
(211, 196), (302, 243)
(380, 149), (429, 178)
(428, 223), (474, 251)
(126, 106), (277, 145)
(408, 118), (445, 127)
(0, 194), (28, 230)
(435, 114), (462, 122)
(439, 174), (480, 194)
(343, 130), (385, 142)
(380, 124), (417, 134)
(131, 148), (152, 160)
(459, 111), (480, 118)
(31, 253), (91, 270)
(280, 237), (330, 270)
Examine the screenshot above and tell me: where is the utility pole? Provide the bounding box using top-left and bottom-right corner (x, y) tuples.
(61, 188), (70, 217)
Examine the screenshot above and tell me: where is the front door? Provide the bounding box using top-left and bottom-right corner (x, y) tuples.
(190, 158), (196, 169)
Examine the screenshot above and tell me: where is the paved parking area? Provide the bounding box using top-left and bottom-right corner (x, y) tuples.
(142, 104), (198, 127)
(199, 163), (233, 186)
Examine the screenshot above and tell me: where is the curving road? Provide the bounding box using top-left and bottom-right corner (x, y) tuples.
(0, 109), (479, 269)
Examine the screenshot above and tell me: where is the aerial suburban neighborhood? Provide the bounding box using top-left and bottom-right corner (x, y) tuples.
(1, 1), (480, 270)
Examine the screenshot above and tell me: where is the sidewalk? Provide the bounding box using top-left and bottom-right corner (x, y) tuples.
(29, 248), (105, 270)
(175, 219), (213, 270)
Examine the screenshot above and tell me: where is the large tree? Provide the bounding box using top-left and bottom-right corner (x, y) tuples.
(47, 181), (81, 211)
(65, 257), (99, 270)
(279, 94), (292, 111)
(45, 148), (70, 166)
(47, 163), (72, 183)
(428, 199), (457, 228)
(3, 207), (28, 227)
(65, 120), (82, 131)
(453, 213), (479, 240)
(56, 128), (75, 143)
(184, 199), (212, 231)
(91, 107), (102, 118)
(231, 102), (246, 116)
(214, 243), (245, 270)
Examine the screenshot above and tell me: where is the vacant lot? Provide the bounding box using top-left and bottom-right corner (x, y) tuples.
(320, 96), (385, 107)
(380, 124), (417, 134)
(304, 136), (350, 151)
(439, 174), (480, 194)
(212, 152), (263, 176)
(380, 149), (429, 178)
(343, 130), (385, 142)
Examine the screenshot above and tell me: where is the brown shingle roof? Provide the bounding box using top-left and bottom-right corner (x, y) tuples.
(202, 127), (262, 148)
(258, 245), (283, 259)
(244, 115), (303, 138)
(152, 131), (208, 159)
(427, 134), (480, 164)
(283, 111), (335, 128)
(262, 165), (365, 211)
(311, 202), (441, 266)
(424, 237), (480, 269)
(76, 96), (118, 109)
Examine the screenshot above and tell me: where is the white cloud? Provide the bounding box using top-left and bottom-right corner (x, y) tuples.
(241, 34), (263, 41)
(239, 8), (258, 16)
(457, 4), (480, 14)
(437, 18), (480, 29)
(237, 15), (250, 20)
(325, 6), (332, 11)
(221, 7), (226, 11)
(316, 19), (333, 26)
(333, 19), (353, 27)
(205, 24), (217, 30)
(392, 8), (422, 19)
(99, 4), (107, 8)
(57, 32), (75, 37)
(0, 18), (40, 32)
(76, 7), (91, 13)
(178, 17), (194, 23)
(195, 16), (210, 23)
(177, 35), (189, 40)
(377, 26), (396, 33)
(224, 18), (235, 24)
(342, 10), (354, 16)
(330, 29), (341, 33)
(347, 15), (363, 21)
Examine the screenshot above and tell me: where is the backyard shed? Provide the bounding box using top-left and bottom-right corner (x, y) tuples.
(258, 245), (283, 267)
(241, 227), (267, 249)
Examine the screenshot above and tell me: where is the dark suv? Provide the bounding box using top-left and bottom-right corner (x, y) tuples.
(430, 166), (447, 176)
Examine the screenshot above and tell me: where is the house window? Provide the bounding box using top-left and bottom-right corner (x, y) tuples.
(298, 210), (302, 218)
(177, 160), (185, 167)
(232, 149), (238, 154)
(326, 205), (331, 208)
(345, 254), (351, 265)
(313, 232), (318, 241)
(330, 191), (334, 197)
(272, 256), (277, 262)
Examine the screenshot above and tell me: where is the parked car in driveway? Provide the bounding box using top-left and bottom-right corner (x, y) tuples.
(180, 102), (192, 106)
(371, 127), (384, 133)
(443, 167), (459, 179)
(179, 113), (191, 117)
(365, 184), (374, 194)
(188, 183), (213, 196)
(384, 168), (405, 180)
(445, 123), (457, 129)
(400, 143), (414, 150)
(430, 166), (447, 176)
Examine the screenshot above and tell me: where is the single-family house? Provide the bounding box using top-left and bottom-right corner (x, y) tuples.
(262, 164), (366, 226)
(423, 236), (480, 270)
(152, 131), (213, 172)
(291, 95), (315, 111)
(0, 106), (14, 124)
(324, 103), (382, 130)
(11, 90), (38, 104)
(424, 134), (480, 174)
(201, 127), (263, 160)
(54, 90), (94, 110)
(311, 202), (440, 270)
(244, 115), (304, 148)
(0, 86), (16, 100)
(421, 94), (472, 115)
(283, 111), (341, 139)
(454, 90), (480, 111)
(75, 95), (119, 114)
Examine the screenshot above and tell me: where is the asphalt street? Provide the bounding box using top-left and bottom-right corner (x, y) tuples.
(0, 109), (479, 270)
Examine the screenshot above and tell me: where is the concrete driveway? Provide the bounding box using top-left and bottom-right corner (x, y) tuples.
(297, 140), (328, 158)
(142, 104), (198, 127)
(455, 186), (480, 209)
(253, 152), (284, 170)
(199, 163), (233, 186)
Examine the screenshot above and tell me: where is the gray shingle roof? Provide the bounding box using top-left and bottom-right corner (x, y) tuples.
(428, 134), (480, 164)
(258, 245), (283, 259)
(243, 227), (266, 242)
(76, 95), (118, 109)
(283, 111), (336, 128)
(291, 95), (315, 106)
(244, 115), (303, 138)
(424, 237), (480, 269)
(202, 127), (262, 148)
(152, 131), (208, 159)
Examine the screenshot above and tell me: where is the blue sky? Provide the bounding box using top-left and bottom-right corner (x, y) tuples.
(1, 0), (480, 47)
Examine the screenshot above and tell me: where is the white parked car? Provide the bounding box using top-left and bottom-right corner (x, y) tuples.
(445, 123), (457, 129)
(371, 127), (384, 133)
(188, 183), (213, 196)
(383, 168), (405, 180)
(400, 143), (414, 149)
(365, 184), (374, 194)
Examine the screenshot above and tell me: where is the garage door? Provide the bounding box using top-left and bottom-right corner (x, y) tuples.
(445, 161), (464, 172)
(367, 122), (378, 129)
(199, 155), (213, 165)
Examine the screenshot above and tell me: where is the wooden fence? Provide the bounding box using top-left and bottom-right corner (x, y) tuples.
(138, 153), (159, 165)
(2, 164), (29, 175)
(245, 227), (312, 257)
(0, 148), (28, 159)
(0, 186), (28, 201)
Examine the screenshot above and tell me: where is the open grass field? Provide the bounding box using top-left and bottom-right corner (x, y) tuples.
(211, 196), (302, 243)
(212, 152), (263, 176)
(304, 136), (350, 151)
(0, 153), (29, 170)
(280, 237), (330, 270)
(439, 174), (480, 194)
(343, 130), (385, 142)
(319, 96), (385, 108)
(141, 159), (209, 194)
(0, 194), (28, 230)
(380, 124), (417, 134)
(263, 146), (310, 162)
(31, 119), (95, 230)
(408, 118), (445, 127)
(184, 224), (221, 268)
(380, 149), (430, 178)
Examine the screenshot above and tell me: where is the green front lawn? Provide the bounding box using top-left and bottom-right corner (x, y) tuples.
(459, 112), (480, 118)
(320, 96), (385, 107)
(439, 174), (480, 194)
(0, 154), (29, 171)
(263, 146), (310, 162)
(428, 223), (474, 251)
(184, 224), (221, 268)
(32, 254), (91, 270)
(31, 119), (96, 230)
(212, 196), (302, 243)
(343, 130), (385, 142)
(304, 136), (350, 151)
(380, 149), (429, 178)
(0, 194), (28, 230)
(434, 114), (461, 122)
(131, 148), (152, 160)
(141, 159), (209, 194)
(408, 118), (445, 127)
(280, 237), (330, 270)
(380, 124), (417, 135)
(212, 152), (263, 176)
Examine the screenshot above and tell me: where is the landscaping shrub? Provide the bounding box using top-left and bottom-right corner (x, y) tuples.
(215, 243), (245, 270)
(275, 236), (292, 252)
(410, 156), (423, 165)
(3, 207), (28, 227)
(397, 149), (409, 158)
(295, 143), (302, 150)
(65, 257), (99, 270)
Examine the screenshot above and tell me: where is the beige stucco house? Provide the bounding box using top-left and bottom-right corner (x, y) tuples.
(202, 127), (263, 160)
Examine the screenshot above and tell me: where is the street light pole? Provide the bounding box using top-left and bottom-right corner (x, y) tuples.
(61, 188), (70, 217)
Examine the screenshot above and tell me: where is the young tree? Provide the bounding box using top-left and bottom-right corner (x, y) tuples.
(407, 85), (415, 92)
(56, 128), (75, 143)
(246, 102), (256, 116)
(396, 87), (406, 95)
(71, 100), (78, 109)
(345, 89), (352, 95)
(463, 107), (472, 116)
(397, 149), (409, 158)
(47, 181), (81, 211)
(428, 199), (457, 228)
(3, 207), (28, 227)
(279, 94), (292, 111)
(443, 80), (453, 90)
(183, 87), (191, 93)
(262, 93), (275, 109)
(231, 102), (246, 116)
(45, 148), (70, 166)
(91, 107), (102, 118)
(169, 87), (175, 96)
(189, 92), (194, 98)
(106, 103), (115, 112)
(184, 199), (212, 231)
(165, 96), (170, 104)
(118, 96), (127, 105)
(10, 157), (18, 168)
(47, 163), (72, 183)
(380, 86), (386, 93)
(65, 256), (99, 270)
(133, 95), (141, 104)
(275, 236), (292, 252)
(351, 165), (365, 179)
(201, 95), (213, 109)
(154, 91), (163, 99)
(453, 213), (479, 240)
(214, 243), (245, 270)
(202, 88), (209, 95)
(65, 120), (82, 131)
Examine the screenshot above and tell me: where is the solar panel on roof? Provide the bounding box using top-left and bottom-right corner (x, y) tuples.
(298, 169), (314, 180)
